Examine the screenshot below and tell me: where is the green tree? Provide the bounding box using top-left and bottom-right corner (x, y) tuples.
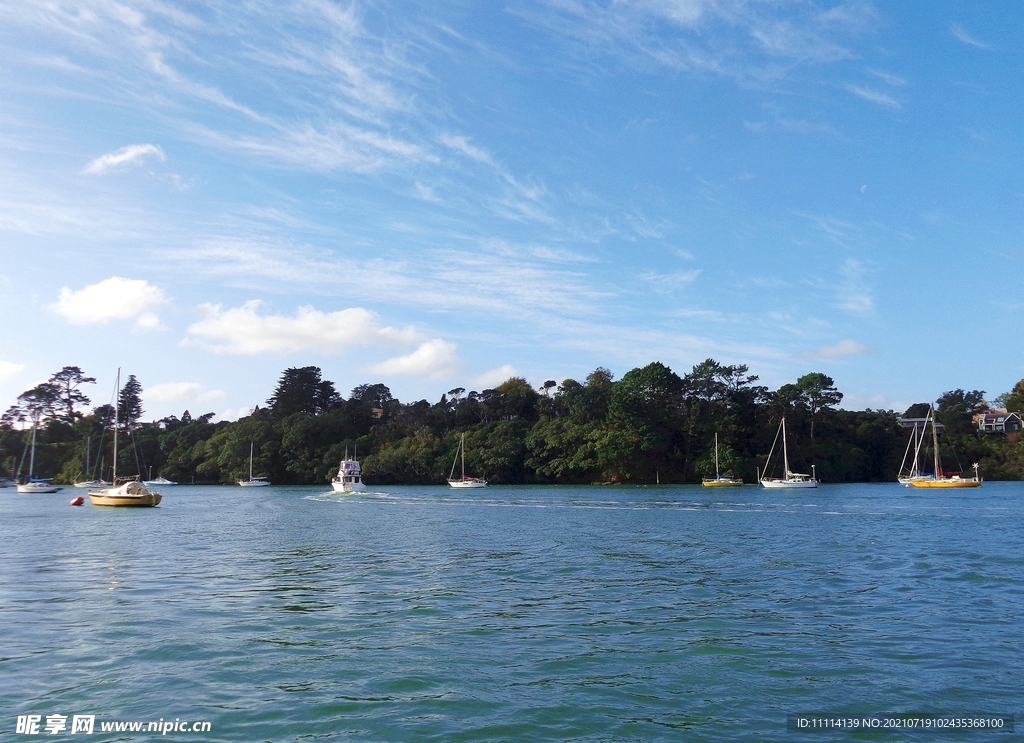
(268, 367), (340, 416)
(795, 372), (843, 444)
(118, 375), (144, 427)
(48, 366), (96, 422)
(994, 379), (1024, 414)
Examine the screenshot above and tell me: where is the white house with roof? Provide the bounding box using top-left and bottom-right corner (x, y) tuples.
(974, 409), (1023, 433)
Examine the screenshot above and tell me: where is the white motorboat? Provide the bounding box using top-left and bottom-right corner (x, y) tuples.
(238, 442), (270, 487)
(143, 476), (177, 486)
(332, 449), (366, 492)
(760, 417), (818, 488)
(447, 433), (487, 488)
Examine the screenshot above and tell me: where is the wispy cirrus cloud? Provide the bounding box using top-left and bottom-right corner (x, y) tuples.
(950, 24), (991, 50)
(83, 144), (165, 175)
(835, 258), (874, 316)
(846, 84), (900, 109)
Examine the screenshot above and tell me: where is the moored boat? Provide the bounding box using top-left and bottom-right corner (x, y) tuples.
(15, 423), (61, 493)
(88, 369), (162, 508)
(448, 433), (486, 488)
(702, 433), (743, 487)
(238, 442), (270, 487)
(760, 417), (817, 489)
(907, 407), (981, 489)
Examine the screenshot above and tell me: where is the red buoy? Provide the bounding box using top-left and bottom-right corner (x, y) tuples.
(70, 496), (84, 506)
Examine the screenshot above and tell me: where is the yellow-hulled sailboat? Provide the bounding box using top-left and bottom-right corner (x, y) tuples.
(908, 406), (981, 489)
(702, 433), (743, 487)
(88, 369), (162, 507)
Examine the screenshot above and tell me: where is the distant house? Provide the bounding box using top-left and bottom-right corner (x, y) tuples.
(975, 410), (1023, 433)
(897, 417), (945, 433)
(371, 407), (384, 419)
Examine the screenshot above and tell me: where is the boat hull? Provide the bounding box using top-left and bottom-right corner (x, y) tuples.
(74, 480), (111, 489)
(16, 483), (61, 493)
(88, 482), (162, 507)
(238, 480), (271, 487)
(702, 478), (743, 487)
(332, 480), (366, 493)
(448, 479), (487, 489)
(909, 478), (982, 489)
(761, 479), (818, 489)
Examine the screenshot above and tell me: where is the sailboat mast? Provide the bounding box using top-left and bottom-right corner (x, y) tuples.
(28, 423), (36, 479)
(782, 417), (790, 479)
(112, 368), (120, 483)
(461, 433), (466, 479)
(714, 432), (720, 478)
(249, 441), (254, 480)
(931, 405), (941, 477)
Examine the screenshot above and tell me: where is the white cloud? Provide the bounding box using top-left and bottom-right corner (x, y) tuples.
(146, 382), (227, 404)
(471, 364), (518, 389)
(0, 361), (25, 383)
(846, 84), (900, 109)
(804, 339), (870, 360)
(835, 258), (874, 316)
(83, 144), (166, 175)
(53, 277), (166, 330)
(950, 24), (991, 50)
(215, 407), (253, 423)
(185, 301), (420, 355)
(415, 182), (440, 202)
(366, 339), (460, 379)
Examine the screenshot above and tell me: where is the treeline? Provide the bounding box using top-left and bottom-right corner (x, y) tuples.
(3, 362), (1024, 485)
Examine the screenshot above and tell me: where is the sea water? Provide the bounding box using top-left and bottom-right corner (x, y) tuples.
(2, 483), (1021, 741)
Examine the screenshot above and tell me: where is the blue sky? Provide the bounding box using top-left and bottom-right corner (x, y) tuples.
(1, 0), (1021, 421)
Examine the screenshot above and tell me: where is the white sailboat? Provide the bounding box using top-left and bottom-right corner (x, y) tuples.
(898, 413), (934, 486)
(88, 369), (162, 507)
(702, 432), (743, 487)
(16, 423), (61, 493)
(448, 433), (487, 488)
(331, 446), (366, 493)
(238, 442), (271, 487)
(74, 436), (111, 488)
(760, 417), (817, 489)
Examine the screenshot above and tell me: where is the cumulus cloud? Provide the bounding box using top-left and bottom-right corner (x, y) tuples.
(471, 364), (518, 388)
(185, 301), (420, 355)
(0, 361), (25, 382)
(146, 382), (227, 404)
(805, 339), (870, 360)
(53, 277), (166, 330)
(83, 144), (166, 175)
(366, 339), (460, 379)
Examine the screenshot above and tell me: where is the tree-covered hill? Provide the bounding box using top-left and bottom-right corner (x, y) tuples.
(3, 362), (1022, 485)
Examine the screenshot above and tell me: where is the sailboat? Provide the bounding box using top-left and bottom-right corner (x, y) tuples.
(88, 369), (162, 507)
(448, 433), (487, 488)
(908, 407), (981, 489)
(15, 422), (61, 493)
(760, 417), (817, 488)
(898, 413), (934, 486)
(702, 433), (743, 487)
(331, 446), (366, 493)
(238, 442), (271, 487)
(74, 436), (111, 488)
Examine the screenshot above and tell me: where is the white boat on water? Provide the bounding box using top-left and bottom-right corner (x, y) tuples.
(448, 433), (487, 489)
(760, 417), (817, 489)
(238, 442), (270, 487)
(15, 423), (61, 493)
(74, 436), (112, 488)
(332, 448), (366, 493)
(74, 479), (112, 488)
(143, 476), (176, 486)
(88, 369), (162, 508)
